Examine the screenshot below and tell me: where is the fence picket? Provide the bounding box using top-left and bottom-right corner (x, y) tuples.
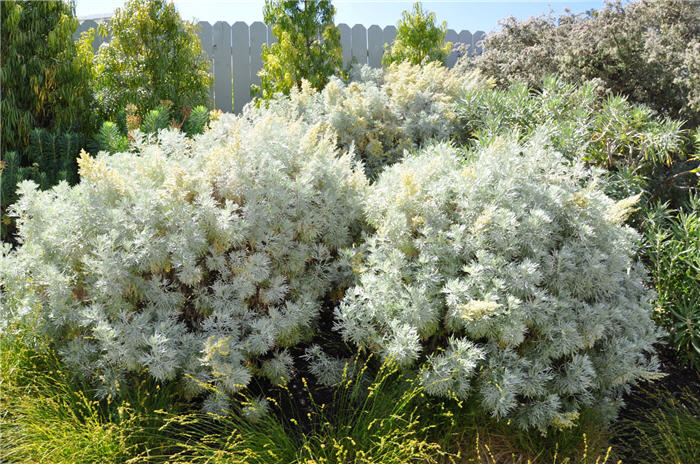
(459, 30), (473, 57)
(367, 25), (383, 67)
(445, 29), (459, 67)
(232, 21), (250, 114)
(76, 20), (99, 51)
(267, 26), (277, 45)
(73, 19), (92, 41)
(213, 21), (232, 113)
(96, 30), (111, 50)
(472, 30), (486, 56)
(250, 22), (266, 92)
(338, 23), (352, 67)
(351, 24), (367, 66)
(383, 25), (397, 56)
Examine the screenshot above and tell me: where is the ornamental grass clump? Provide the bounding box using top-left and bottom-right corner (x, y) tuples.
(335, 137), (662, 431)
(0, 113), (367, 413)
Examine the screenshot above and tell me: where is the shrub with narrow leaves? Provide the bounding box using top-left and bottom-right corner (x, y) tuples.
(1, 0), (96, 239)
(248, 62), (489, 177)
(93, 121), (129, 154)
(0, 114), (367, 413)
(456, 77), (685, 178)
(1, 129), (85, 209)
(643, 195), (700, 369)
(335, 138), (661, 431)
(1, 0), (95, 154)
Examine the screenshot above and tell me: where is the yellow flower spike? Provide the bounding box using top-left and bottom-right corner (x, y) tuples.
(77, 149), (129, 194)
(460, 166), (476, 179)
(399, 170), (420, 202)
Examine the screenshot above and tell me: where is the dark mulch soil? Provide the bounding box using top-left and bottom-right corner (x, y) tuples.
(612, 343), (700, 463)
(247, 294), (362, 434)
(619, 344), (699, 419)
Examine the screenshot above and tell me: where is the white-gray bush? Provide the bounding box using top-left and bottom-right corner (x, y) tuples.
(246, 61), (489, 177)
(0, 114), (367, 412)
(334, 136), (662, 431)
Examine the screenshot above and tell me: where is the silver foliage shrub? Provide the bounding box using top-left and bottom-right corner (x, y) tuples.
(0, 114), (367, 412)
(246, 61), (489, 177)
(335, 137), (662, 431)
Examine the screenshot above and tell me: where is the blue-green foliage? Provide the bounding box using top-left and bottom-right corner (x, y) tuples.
(2, 128), (84, 214)
(140, 106), (171, 135)
(182, 106), (209, 136)
(94, 121), (129, 154)
(94, 105), (210, 153)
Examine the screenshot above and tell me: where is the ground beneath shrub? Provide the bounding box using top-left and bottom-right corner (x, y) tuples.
(612, 343), (700, 463)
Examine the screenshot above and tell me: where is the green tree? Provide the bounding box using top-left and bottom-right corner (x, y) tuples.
(382, 2), (451, 66)
(257, 0), (343, 100)
(1, 0), (95, 240)
(0, 0), (93, 154)
(92, 0), (212, 120)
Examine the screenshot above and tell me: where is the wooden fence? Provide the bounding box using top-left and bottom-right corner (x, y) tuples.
(75, 20), (485, 113)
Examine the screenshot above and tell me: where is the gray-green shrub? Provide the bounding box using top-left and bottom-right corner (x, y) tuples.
(469, 0), (700, 126)
(248, 62), (489, 177)
(0, 113), (367, 413)
(335, 138), (661, 431)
